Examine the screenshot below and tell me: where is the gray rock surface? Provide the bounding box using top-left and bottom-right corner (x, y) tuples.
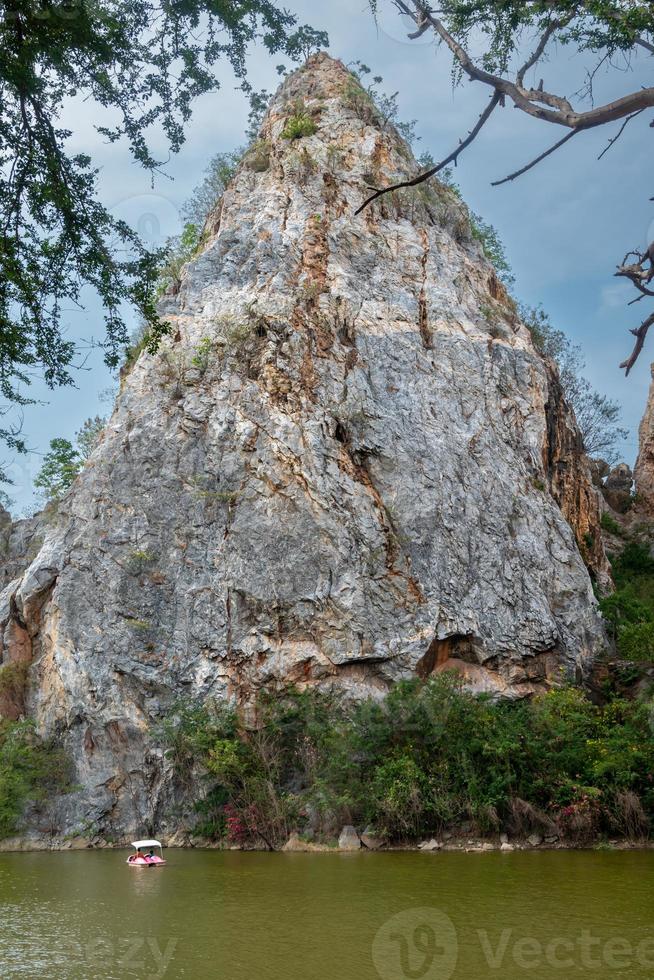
(338, 825), (361, 851)
(0, 54), (607, 839)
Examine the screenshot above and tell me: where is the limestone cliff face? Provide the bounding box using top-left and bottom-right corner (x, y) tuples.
(0, 54), (607, 838)
(635, 364), (654, 511)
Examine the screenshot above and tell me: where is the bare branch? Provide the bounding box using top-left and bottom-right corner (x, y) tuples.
(491, 130), (578, 186)
(615, 261), (654, 298)
(635, 36), (654, 55)
(620, 312), (654, 376)
(597, 108), (645, 160)
(355, 92), (501, 215)
(517, 18), (569, 87)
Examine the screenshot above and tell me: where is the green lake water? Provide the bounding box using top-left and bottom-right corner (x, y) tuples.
(0, 849), (652, 979)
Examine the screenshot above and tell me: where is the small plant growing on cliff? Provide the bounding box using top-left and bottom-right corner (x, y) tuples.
(344, 63), (418, 146)
(288, 146), (317, 183)
(125, 617), (151, 631)
(156, 221), (202, 297)
(76, 416), (106, 460)
(126, 548), (157, 575)
(281, 105), (317, 141)
(600, 513), (622, 536)
(191, 338), (213, 373)
(181, 150), (243, 226)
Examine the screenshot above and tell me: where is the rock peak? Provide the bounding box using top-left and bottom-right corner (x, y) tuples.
(0, 52), (608, 839)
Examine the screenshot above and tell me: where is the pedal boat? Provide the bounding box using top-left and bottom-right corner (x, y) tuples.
(126, 839), (166, 867)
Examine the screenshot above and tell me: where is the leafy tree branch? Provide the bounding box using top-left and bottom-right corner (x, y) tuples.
(363, 1), (654, 371)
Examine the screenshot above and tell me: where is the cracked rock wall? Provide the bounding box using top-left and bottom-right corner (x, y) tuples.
(0, 54), (607, 838)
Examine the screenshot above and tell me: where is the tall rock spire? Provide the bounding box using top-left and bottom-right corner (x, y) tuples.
(635, 364), (654, 510)
(0, 53), (606, 837)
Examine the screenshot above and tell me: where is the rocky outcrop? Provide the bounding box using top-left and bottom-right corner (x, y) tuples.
(635, 364), (654, 510)
(541, 364), (611, 587)
(0, 53), (607, 838)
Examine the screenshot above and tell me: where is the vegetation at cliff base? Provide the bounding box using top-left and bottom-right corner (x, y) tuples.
(0, 720), (73, 839)
(159, 676), (654, 848)
(601, 539), (654, 660)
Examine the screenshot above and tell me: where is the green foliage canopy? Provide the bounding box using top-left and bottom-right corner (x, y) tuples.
(33, 413), (106, 500)
(0, 0), (327, 466)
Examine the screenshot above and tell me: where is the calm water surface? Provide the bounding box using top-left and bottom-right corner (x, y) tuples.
(0, 849), (652, 979)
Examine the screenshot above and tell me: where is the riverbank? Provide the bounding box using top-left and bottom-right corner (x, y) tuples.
(2, 829), (653, 853)
(3, 673), (654, 849)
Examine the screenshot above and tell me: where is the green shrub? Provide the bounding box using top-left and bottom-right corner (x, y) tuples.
(126, 548), (157, 575)
(615, 621), (654, 661)
(156, 221), (202, 296)
(34, 438), (82, 502)
(601, 513), (622, 535)
(281, 113), (316, 141)
(0, 721), (73, 839)
(600, 538), (654, 659)
(155, 676), (654, 846)
(191, 337), (213, 373)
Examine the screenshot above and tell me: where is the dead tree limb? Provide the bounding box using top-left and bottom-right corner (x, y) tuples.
(354, 92), (501, 215)
(620, 313), (654, 376)
(491, 130), (578, 186)
(597, 108), (645, 160)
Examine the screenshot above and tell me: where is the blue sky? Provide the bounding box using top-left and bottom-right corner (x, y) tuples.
(7, 0), (653, 513)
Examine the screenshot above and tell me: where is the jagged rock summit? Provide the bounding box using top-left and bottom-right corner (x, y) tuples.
(0, 53), (607, 837)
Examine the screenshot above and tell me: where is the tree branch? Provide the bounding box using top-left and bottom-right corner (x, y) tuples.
(355, 92), (500, 215)
(516, 18), (568, 87)
(620, 312), (654, 376)
(406, 1), (654, 129)
(491, 129), (578, 186)
(635, 36), (654, 55)
(597, 108), (645, 160)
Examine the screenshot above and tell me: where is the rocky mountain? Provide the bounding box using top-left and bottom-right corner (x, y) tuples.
(0, 54), (608, 840)
(635, 364), (654, 511)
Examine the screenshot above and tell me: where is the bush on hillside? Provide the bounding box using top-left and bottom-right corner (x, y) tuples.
(158, 676), (654, 847)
